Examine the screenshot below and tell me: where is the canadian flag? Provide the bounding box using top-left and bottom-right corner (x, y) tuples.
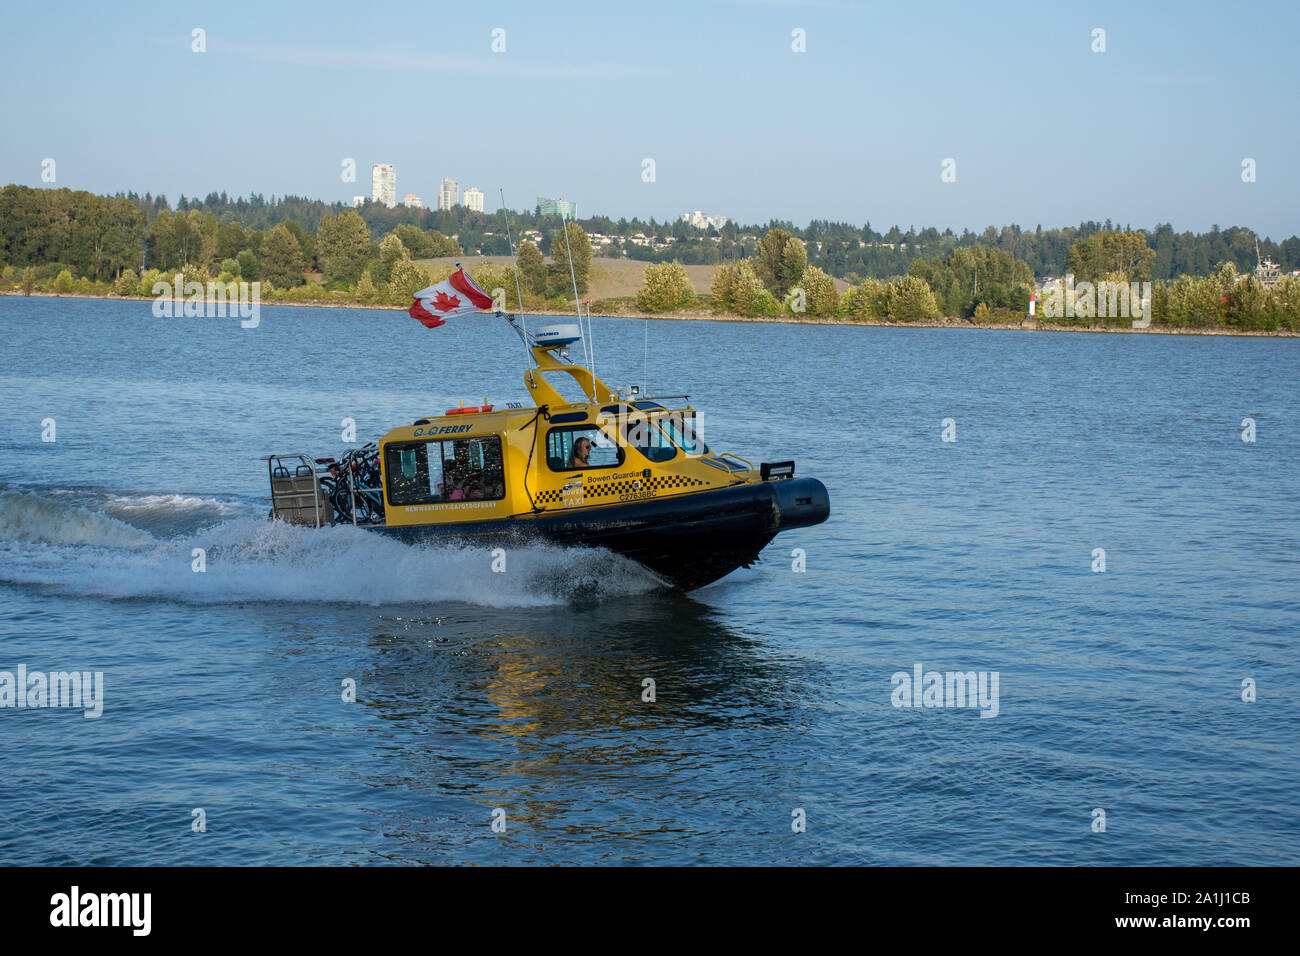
(409, 268), (495, 328)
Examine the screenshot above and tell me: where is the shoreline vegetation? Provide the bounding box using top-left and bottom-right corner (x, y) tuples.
(4, 288), (1295, 337)
(2, 184), (1297, 335)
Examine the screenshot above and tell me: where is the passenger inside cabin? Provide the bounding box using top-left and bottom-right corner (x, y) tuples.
(436, 458), (457, 498)
(447, 468), (467, 500)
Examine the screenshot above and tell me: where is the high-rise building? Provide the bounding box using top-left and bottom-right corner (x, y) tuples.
(403, 194), (423, 209)
(351, 196), (366, 207)
(438, 178), (459, 211)
(371, 164), (396, 208)
(536, 197), (577, 219)
(463, 186), (484, 213)
(681, 210), (730, 230)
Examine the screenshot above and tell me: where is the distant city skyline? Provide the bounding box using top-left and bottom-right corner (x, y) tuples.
(681, 211), (731, 231)
(370, 163), (395, 208)
(2, 0), (1297, 237)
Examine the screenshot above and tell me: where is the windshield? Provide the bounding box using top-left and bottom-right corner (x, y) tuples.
(652, 411), (707, 456)
(618, 409), (707, 461)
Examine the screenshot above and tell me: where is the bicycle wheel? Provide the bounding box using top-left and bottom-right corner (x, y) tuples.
(331, 483), (354, 524)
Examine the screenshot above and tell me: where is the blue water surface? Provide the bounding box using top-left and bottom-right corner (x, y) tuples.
(0, 295), (1296, 865)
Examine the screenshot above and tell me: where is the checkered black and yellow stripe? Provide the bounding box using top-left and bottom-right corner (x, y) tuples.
(535, 474), (708, 505)
(588, 475), (706, 498)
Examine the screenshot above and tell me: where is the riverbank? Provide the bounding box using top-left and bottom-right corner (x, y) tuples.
(3, 289), (1296, 337)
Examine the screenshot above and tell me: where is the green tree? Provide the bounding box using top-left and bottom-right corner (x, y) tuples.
(711, 263), (736, 313)
(147, 210), (179, 271)
(730, 260), (765, 316)
(428, 230), (461, 257)
(258, 223), (306, 288)
(113, 269), (138, 296)
(781, 238), (808, 294)
(192, 210), (219, 271)
(1066, 230), (1155, 282)
(752, 228), (805, 297)
(236, 249), (259, 281)
(845, 278), (883, 320)
(637, 260), (696, 313)
(372, 232), (409, 286)
(281, 219), (316, 271)
(317, 210), (372, 285)
(137, 268), (163, 297)
(548, 222), (592, 296)
(354, 269), (377, 303)
(470, 263), (520, 310)
(516, 239), (547, 295)
(794, 265), (838, 316)
(384, 259), (431, 306)
(1270, 274), (1300, 331)
(53, 269), (74, 293)
(908, 245), (1034, 316)
(392, 224), (435, 259)
(217, 222), (248, 261)
(881, 275), (940, 320)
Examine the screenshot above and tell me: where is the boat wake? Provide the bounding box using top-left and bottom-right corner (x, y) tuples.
(0, 488), (661, 607)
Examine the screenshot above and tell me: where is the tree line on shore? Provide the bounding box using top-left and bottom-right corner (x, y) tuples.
(139, 188), (1300, 281)
(1, 184), (1296, 330)
(634, 228), (1299, 331)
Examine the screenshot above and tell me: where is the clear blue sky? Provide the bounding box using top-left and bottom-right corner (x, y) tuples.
(1, 0), (1296, 236)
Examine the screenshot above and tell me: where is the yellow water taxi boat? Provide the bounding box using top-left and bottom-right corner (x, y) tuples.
(264, 312), (829, 591)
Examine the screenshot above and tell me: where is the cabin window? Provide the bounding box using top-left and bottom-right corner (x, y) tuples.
(384, 436), (506, 505)
(623, 415), (678, 463)
(398, 448), (420, 479)
(546, 426), (621, 471)
(656, 411), (707, 456)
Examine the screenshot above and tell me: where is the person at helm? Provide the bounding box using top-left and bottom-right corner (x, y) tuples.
(569, 436), (592, 469)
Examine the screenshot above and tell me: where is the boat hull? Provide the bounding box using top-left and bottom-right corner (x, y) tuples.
(374, 477), (830, 591)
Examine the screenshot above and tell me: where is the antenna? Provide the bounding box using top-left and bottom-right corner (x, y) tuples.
(499, 189), (532, 368)
(559, 211), (595, 399)
(586, 299), (597, 398)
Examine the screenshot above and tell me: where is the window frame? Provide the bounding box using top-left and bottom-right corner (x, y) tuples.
(384, 435), (507, 505)
(545, 424), (624, 473)
(621, 413), (681, 464)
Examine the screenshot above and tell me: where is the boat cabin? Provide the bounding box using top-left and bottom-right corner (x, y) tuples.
(377, 326), (749, 528)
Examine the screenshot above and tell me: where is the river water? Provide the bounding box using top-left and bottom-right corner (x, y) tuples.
(1, 295), (1296, 865)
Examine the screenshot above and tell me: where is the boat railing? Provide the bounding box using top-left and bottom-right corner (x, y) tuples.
(260, 453), (332, 527)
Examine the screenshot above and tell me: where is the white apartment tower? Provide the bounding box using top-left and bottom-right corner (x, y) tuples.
(463, 186), (484, 213)
(371, 164), (396, 208)
(438, 178), (459, 211)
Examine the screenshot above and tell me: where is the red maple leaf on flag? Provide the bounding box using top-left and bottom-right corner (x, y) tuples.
(431, 291), (462, 312)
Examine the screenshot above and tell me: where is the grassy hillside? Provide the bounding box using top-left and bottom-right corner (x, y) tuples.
(415, 255), (850, 300)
